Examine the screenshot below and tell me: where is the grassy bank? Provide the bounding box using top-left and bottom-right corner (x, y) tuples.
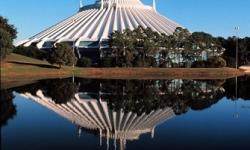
(1, 53), (246, 84)
(74, 67), (243, 79)
(1, 54), (73, 82)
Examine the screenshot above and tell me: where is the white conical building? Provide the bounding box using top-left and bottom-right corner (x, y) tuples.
(18, 0), (181, 49)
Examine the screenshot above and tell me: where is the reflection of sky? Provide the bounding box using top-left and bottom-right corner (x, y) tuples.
(155, 98), (250, 150)
(1, 95), (250, 150)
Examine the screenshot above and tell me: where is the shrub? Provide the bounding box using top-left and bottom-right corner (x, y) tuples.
(77, 57), (92, 67)
(101, 57), (114, 67)
(134, 57), (144, 67)
(172, 63), (180, 68)
(13, 46), (46, 60)
(146, 56), (157, 67)
(209, 57), (227, 67)
(192, 57), (227, 68)
(191, 61), (207, 68)
(223, 56), (235, 67)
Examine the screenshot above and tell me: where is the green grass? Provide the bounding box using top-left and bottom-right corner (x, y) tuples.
(6, 53), (49, 65)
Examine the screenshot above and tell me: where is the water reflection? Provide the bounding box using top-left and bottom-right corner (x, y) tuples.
(1, 76), (250, 150)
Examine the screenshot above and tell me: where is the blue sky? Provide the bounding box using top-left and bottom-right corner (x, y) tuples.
(0, 0), (249, 42)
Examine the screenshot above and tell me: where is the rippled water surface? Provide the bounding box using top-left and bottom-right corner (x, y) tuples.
(1, 77), (250, 150)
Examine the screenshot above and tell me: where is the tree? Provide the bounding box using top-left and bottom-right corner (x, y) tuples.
(0, 16), (17, 40)
(47, 43), (77, 68)
(159, 33), (172, 67)
(109, 29), (136, 67)
(0, 28), (13, 60)
(78, 57), (92, 67)
(171, 27), (191, 67)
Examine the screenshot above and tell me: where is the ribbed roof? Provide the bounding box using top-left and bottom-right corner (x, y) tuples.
(19, 0), (181, 48)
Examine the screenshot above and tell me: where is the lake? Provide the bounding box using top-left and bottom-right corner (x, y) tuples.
(1, 76), (250, 150)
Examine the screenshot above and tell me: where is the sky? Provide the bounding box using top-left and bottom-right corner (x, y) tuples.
(0, 0), (249, 42)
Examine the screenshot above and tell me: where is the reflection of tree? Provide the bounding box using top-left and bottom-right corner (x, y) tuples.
(13, 78), (79, 104)
(157, 80), (225, 114)
(223, 76), (250, 100)
(100, 79), (225, 115)
(0, 89), (16, 127)
(42, 79), (79, 104)
(102, 80), (161, 115)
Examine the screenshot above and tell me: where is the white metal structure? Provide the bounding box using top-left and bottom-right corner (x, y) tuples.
(18, 0), (181, 49)
(19, 90), (175, 150)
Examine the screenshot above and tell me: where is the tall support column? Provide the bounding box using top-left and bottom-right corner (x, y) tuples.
(78, 127), (82, 137)
(114, 131), (117, 150)
(151, 127), (155, 138)
(106, 130), (110, 150)
(100, 129), (103, 146)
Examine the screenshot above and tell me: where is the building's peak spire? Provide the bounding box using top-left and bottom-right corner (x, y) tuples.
(79, 0), (83, 8)
(153, 0), (156, 11)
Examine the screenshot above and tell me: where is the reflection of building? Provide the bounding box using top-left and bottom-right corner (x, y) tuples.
(20, 90), (175, 150)
(18, 0), (180, 49)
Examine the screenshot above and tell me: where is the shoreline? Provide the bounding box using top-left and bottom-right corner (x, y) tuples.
(1, 67), (247, 90)
(74, 67), (245, 80)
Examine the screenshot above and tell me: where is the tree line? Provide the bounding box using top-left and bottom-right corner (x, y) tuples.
(105, 26), (226, 68)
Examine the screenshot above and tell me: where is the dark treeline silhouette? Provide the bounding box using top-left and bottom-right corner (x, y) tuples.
(218, 37), (250, 67)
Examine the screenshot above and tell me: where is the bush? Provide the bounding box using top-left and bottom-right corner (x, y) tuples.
(172, 63), (180, 68)
(77, 57), (92, 67)
(191, 61), (207, 68)
(13, 46), (46, 60)
(134, 57), (144, 67)
(192, 57), (227, 68)
(133, 56), (157, 67)
(0, 28), (13, 60)
(101, 57), (114, 67)
(223, 56), (235, 67)
(209, 57), (227, 67)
